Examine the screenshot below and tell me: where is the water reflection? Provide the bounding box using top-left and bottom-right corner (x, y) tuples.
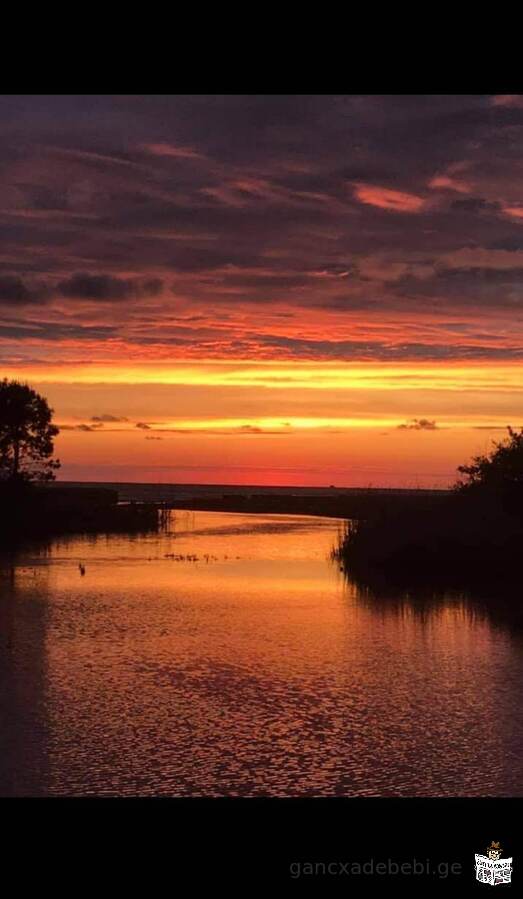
(344, 568), (523, 638)
(0, 557), (52, 796)
(1, 511), (522, 796)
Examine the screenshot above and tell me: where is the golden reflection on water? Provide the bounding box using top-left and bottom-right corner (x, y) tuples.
(1, 510), (522, 796)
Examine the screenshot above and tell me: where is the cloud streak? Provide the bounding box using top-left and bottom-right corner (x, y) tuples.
(352, 183), (426, 213)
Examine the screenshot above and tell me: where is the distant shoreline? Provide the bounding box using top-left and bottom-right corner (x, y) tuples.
(51, 480), (450, 496)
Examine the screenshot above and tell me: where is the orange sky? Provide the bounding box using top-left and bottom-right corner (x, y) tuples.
(4, 359), (521, 486)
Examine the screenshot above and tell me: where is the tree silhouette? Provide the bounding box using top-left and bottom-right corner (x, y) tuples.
(0, 379), (60, 483)
(455, 426), (523, 515)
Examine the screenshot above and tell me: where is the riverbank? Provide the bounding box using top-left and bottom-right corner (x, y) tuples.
(333, 490), (523, 591)
(169, 492), (450, 519)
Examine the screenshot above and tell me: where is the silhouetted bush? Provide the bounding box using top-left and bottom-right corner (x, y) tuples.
(334, 428), (523, 586)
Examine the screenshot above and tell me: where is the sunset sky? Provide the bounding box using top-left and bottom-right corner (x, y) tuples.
(2, 94), (523, 486)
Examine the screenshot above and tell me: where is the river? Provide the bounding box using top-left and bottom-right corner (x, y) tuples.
(1, 510), (522, 796)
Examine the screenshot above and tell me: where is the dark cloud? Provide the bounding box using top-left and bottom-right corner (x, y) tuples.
(398, 419), (439, 431)
(0, 320), (116, 340)
(59, 421), (121, 431)
(136, 422), (151, 429)
(390, 263), (523, 308)
(91, 414), (129, 423)
(487, 236), (523, 252)
(57, 273), (163, 302)
(450, 197), (500, 214)
(247, 335), (523, 361)
(444, 265), (523, 285)
(0, 276), (49, 305)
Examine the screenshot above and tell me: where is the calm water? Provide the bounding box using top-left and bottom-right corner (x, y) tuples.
(1, 510), (522, 797)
